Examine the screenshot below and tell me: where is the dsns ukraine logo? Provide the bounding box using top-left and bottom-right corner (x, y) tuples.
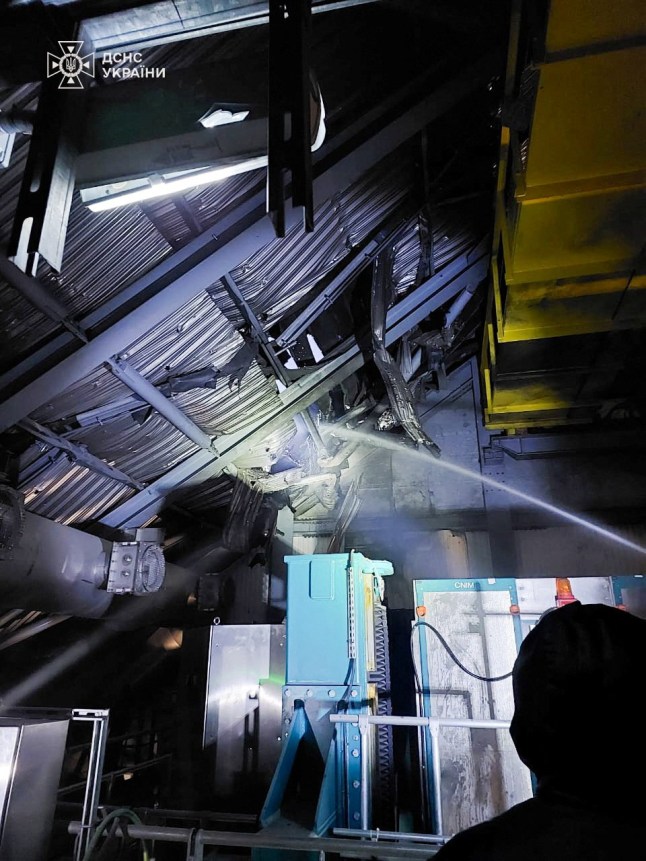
(47, 41), (95, 90)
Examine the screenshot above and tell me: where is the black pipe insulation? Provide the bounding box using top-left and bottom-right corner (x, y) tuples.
(0, 511), (198, 621)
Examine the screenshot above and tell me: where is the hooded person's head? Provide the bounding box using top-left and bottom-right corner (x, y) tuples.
(510, 602), (646, 804)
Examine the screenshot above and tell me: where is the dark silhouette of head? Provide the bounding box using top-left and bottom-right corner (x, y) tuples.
(510, 602), (646, 808)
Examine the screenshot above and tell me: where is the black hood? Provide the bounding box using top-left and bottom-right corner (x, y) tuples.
(510, 602), (646, 804)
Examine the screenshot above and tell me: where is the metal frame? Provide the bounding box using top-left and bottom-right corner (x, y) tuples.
(0, 52), (497, 430)
(331, 712), (513, 837)
(106, 356), (218, 453)
(99, 245), (488, 527)
(491, 428), (646, 460)
(71, 708), (110, 861)
(68, 820), (443, 859)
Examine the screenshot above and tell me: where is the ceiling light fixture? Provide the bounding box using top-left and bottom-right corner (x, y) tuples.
(81, 157), (269, 212)
(81, 97), (326, 213)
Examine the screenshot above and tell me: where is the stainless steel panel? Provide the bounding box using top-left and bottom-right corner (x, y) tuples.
(516, 576), (613, 617)
(416, 576), (622, 834)
(204, 625), (285, 811)
(0, 717), (69, 861)
(0, 727), (20, 827)
(417, 589), (532, 835)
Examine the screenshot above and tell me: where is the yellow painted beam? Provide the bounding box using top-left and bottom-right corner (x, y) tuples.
(496, 271), (646, 342)
(545, 0), (646, 54)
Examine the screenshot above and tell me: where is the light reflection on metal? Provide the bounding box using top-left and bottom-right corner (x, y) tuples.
(101, 247), (488, 527)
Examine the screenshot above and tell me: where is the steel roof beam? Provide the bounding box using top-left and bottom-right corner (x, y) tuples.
(106, 356), (218, 453)
(220, 272), (327, 454)
(0, 253), (87, 343)
(0, 52), (497, 433)
(18, 417), (144, 489)
(100, 243), (489, 528)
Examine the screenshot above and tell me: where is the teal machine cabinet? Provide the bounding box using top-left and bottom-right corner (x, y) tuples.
(260, 551), (393, 836)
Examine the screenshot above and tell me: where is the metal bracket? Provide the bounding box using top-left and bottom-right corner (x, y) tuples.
(107, 535), (166, 594)
(267, 0), (314, 235)
(71, 708), (110, 861)
(107, 541), (139, 593)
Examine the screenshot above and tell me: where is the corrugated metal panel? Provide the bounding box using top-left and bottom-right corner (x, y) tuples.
(19, 452), (133, 525)
(24, 287), (291, 521)
(393, 206), (482, 296)
(31, 292), (247, 422)
(1, 27), (480, 530)
(36, 199), (173, 321)
(209, 156), (415, 328)
(74, 416), (199, 484)
(0, 284), (58, 373)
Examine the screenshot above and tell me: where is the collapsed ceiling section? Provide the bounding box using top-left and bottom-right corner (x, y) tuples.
(0, 1), (505, 566)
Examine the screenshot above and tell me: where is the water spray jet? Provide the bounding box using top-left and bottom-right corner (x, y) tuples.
(325, 425), (646, 558)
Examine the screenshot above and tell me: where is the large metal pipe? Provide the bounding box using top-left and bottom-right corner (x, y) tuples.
(0, 511), (198, 620)
(0, 512), (113, 618)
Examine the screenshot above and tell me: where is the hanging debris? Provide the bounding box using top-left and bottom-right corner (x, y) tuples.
(370, 248), (441, 457)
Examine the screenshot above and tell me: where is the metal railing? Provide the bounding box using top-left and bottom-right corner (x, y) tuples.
(330, 712), (512, 836)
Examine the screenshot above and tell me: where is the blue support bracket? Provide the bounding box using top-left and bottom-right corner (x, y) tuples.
(261, 552), (393, 835)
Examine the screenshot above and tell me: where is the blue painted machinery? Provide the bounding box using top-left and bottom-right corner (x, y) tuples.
(260, 551), (393, 835)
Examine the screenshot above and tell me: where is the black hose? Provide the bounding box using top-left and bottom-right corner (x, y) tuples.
(410, 621), (514, 690)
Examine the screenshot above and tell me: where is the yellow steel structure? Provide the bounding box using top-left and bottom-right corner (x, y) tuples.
(482, 0), (646, 430)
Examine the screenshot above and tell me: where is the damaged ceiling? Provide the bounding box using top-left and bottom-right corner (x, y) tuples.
(0, 0), (504, 566)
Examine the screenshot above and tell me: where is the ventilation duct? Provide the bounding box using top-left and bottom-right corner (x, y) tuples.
(0, 509), (192, 619)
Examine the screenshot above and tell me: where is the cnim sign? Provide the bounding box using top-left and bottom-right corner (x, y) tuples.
(46, 42), (165, 89)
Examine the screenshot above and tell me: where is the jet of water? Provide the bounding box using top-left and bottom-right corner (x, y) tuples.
(326, 425), (646, 557)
